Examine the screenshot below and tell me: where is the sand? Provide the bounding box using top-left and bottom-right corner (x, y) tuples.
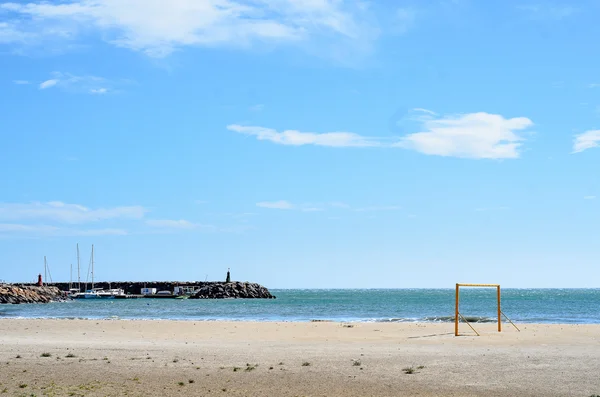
(0, 319), (598, 396)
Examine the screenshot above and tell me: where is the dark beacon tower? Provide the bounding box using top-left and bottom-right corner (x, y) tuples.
(226, 268), (231, 283)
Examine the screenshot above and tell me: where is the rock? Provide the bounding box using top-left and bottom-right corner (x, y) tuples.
(190, 282), (275, 300)
(0, 284), (67, 305)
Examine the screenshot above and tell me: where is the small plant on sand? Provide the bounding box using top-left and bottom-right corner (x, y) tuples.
(40, 353), (51, 358)
(102, 357), (108, 361)
(417, 365), (425, 370)
(177, 382), (185, 387)
(352, 359), (361, 366)
(278, 362), (284, 365)
(188, 380), (194, 384)
(233, 367), (241, 372)
(65, 353), (76, 358)
(172, 358), (179, 363)
(403, 366), (418, 374)
(0, 388), (6, 394)
(19, 384), (27, 389)
(245, 363), (258, 372)
(302, 362), (311, 367)
(15, 355), (22, 359)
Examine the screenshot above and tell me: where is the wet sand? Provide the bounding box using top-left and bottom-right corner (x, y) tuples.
(0, 319), (598, 396)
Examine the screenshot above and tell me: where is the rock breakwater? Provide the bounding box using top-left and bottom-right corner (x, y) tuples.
(0, 285), (66, 304)
(191, 282), (275, 299)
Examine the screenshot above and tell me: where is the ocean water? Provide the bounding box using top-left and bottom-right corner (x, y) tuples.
(1, 289), (599, 324)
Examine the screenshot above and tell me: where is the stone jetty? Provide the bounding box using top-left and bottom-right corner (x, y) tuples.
(15, 280), (275, 300)
(190, 282), (275, 299)
(0, 285), (66, 304)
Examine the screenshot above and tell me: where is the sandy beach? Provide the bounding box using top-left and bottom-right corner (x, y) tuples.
(0, 319), (598, 396)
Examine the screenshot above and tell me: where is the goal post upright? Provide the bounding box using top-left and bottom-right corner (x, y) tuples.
(497, 284), (501, 332)
(455, 283), (502, 336)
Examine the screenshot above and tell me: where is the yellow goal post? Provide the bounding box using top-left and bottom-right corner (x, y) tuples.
(455, 283), (501, 336)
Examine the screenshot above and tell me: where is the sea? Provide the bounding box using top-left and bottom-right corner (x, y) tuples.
(1, 289), (599, 324)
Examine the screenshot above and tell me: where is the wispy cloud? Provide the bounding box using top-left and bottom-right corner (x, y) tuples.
(589, 83), (600, 88)
(90, 87), (108, 94)
(0, 0), (378, 60)
(256, 200), (295, 210)
(393, 8), (417, 34)
(12, 79), (30, 85)
(145, 219), (201, 229)
(572, 130), (600, 153)
(0, 223), (127, 237)
(256, 201), (400, 213)
(353, 205), (402, 212)
(230, 110), (534, 159)
(518, 4), (578, 20)
(228, 125), (384, 148)
(0, 201), (146, 224)
(584, 196), (596, 200)
(22, 72), (126, 94)
(39, 79), (58, 89)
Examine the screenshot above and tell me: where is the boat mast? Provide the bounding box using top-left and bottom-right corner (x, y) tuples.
(44, 256), (47, 286)
(77, 244), (81, 291)
(70, 263), (73, 290)
(91, 244), (94, 290)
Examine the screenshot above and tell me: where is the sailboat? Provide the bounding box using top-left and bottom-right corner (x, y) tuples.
(73, 245), (122, 299)
(67, 244), (83, 298)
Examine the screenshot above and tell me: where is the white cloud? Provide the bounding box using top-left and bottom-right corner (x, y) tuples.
(518, 5), (578, 20)
(228, 124), (383, 148)
(257, 201), (401, 213)
(353, 205), (401, 212)
(0, 0), (376, 58)
(329, 202), (351, 209)
(0, 201), (146, 224)
(395, 112), (533, 159)
(394, 8), (416, 34)
(0, 223), (127, 236)
(39, 79), (58, 89)
(231, 111), (534, 159)
(589, 83), (600, 88)
(146, 219), (198, 229)
(411, 108), (437, 116)
(145, 219), (224, 233)
(0, 21), (30, 43)
(256, 200), (294, 210)
(572, 130), (600, 153)
(19, 72), (127, 94)
(584, 196), (596, 200)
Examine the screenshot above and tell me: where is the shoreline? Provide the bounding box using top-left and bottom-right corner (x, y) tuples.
(1, 319), (599, 396)
(2, 315), (600, 325)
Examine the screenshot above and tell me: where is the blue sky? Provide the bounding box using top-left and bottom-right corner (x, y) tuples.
(0, 0), (599, 288)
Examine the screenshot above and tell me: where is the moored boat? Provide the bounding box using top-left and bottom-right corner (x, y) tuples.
(144, 290), (188, 299)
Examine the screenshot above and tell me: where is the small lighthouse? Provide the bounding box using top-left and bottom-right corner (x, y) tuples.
(226, 268), (231, 283)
